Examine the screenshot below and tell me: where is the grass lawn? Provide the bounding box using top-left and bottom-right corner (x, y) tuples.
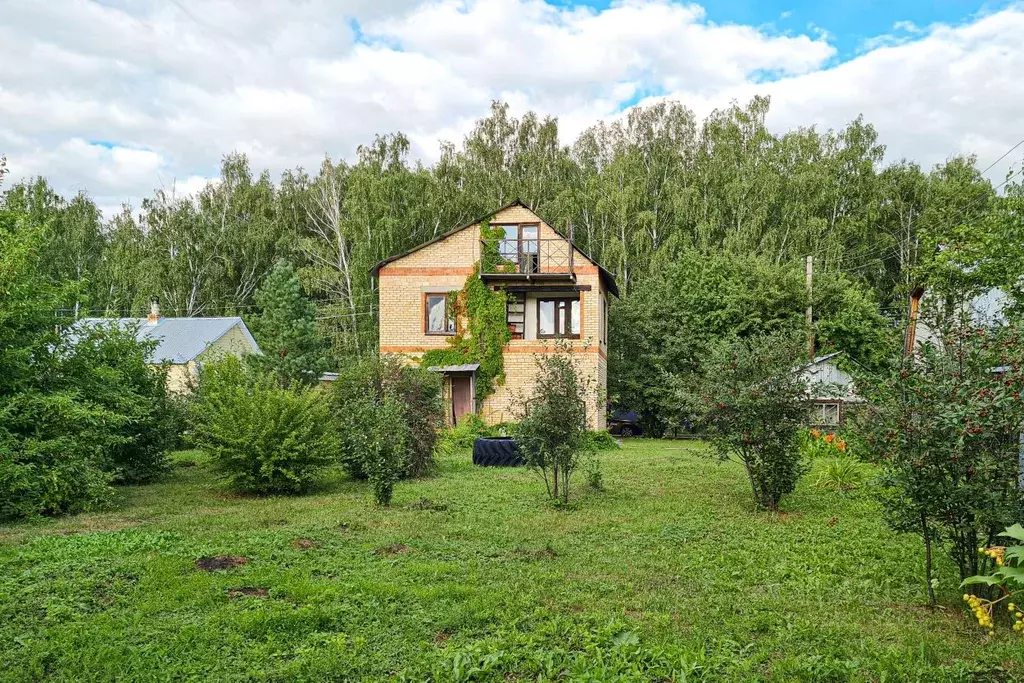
(0, 440), (1019, 681)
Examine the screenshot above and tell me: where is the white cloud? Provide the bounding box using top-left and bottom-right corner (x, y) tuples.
(0, 0), (1021, 216)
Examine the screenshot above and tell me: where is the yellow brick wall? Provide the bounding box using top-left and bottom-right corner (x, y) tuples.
(377, 205), (610, 430)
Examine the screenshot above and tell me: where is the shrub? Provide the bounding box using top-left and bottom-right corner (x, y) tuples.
(190, 357), (336, 494)
(513, 349), (592, 504)
(58, 323), (178, 484)
(331, 355), (443, 481)
(854, 319), (1024, 601)
(814, 457), (867, 492)
(585, 430), (620, 451)
(0, 214), (177, 516)
(688, 331), (812, 511)
(435, 413), (511, 455)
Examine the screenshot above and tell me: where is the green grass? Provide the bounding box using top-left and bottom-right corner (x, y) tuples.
(0, 441), (1019, 681)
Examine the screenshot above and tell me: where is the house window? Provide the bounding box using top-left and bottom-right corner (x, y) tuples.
(496, 223), (540, 274)
(814, 402), (841, 426)
(538, 297), (580, 339)
(425, 294), (455, 335)
(507, 292), (526, 339)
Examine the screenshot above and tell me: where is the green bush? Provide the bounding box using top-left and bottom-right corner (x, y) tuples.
(58, 323), (178, 484)
(585, 430), (620, 451)
(331, 355), (443, 482)
(0, 212), (178, 516)
(513, 350), (592, 504)
(688, 331), (811, 511)
(814, 457), (867, 492)
(435, 413), (508, 455)
(190, 357), (336, 494)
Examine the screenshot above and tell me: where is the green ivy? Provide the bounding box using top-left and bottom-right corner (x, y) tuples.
(421, 257), (512, 401)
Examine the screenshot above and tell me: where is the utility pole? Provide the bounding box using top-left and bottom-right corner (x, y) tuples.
(805, 255), (814, 361)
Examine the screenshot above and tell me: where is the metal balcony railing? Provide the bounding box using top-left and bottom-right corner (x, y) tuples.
(480, 238), (574, 276)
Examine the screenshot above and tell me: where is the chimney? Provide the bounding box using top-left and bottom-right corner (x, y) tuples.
(147, 297), (161, 325)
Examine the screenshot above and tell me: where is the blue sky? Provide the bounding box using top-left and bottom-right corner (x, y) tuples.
(557, 0), (1009, 59)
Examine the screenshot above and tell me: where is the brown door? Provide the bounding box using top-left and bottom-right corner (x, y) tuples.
(451, 376), (473, 423)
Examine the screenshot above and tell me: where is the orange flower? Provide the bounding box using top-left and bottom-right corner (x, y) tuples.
(836, 440), (847, 452)
(824, 433), (835, 443)
(810, 429), (821, 439)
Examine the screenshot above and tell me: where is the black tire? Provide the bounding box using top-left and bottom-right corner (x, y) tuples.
(620, 425), (635, 438)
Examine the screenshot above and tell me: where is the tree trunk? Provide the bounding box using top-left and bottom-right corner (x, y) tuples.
(922, 512), (936, 605)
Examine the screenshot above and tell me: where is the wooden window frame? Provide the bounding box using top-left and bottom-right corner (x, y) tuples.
(424, 293), (455, 336)
(495, 223), (541, 272)
(537, 296), (581, 340)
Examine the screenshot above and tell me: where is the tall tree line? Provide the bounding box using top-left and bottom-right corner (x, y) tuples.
(1, 97), (1009, 377)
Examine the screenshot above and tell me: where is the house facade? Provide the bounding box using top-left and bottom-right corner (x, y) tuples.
(371, 200), (617, 429)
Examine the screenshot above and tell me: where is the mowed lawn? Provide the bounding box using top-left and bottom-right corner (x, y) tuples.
(0, 441), (1018, 682)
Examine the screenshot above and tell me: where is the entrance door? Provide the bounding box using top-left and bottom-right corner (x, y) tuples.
(451, 376), (474, 423)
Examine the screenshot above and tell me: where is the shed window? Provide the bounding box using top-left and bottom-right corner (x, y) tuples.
(814, 402), (841, 426)
(538, 298), (580, 339)
(425, 294), (455, 335)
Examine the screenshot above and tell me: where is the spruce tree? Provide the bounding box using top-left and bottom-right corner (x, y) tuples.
(252, 260), (326, 385)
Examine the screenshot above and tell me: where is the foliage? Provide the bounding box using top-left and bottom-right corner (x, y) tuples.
(961, 524), (1024, 636)
(6, 98), (999, 371)
(57, 323), (177, 484)
(814, 456), (868, 492)
(250, 259), (327, 385)
(420, 262), (511, 401)
(435, 413), (506, 455)
(189, 357), (336, 494)
(854, 319), (1024, 602)
(330, 355), (443, 484)
(611, 249), (891, 433)
(0, 205), (174, 517)
(799, 428), (848, 459)
(585, 430), (621, 451)
(688, 331), (812, 511)
(4, 441), (1024, 680)
(513, 349), (592, 504)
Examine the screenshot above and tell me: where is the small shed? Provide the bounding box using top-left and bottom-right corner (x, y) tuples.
(74, 305), (261, 392)
(798, 352), (859, 427)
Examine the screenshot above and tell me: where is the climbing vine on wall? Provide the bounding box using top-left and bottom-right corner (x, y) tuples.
(421, 222), (513, 401)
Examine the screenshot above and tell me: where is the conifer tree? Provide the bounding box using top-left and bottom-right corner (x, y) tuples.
(251, 259), (326, 385)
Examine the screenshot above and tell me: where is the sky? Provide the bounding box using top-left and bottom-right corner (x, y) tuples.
(2, 0), (1022, 218)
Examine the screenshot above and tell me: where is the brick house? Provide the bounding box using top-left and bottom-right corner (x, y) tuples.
(370, 200), (618, 429)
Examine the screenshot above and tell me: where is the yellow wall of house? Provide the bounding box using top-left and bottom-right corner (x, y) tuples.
(162, 323), (257, 394)
(378, 205), (609, 430)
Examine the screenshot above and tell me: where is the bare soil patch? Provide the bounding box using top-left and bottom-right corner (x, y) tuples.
(195, 555), (248, 571)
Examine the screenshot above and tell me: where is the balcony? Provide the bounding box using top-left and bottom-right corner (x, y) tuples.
(479, 237), (576, 283)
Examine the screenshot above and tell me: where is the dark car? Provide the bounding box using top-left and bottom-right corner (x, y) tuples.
(607, 409), (643, 437)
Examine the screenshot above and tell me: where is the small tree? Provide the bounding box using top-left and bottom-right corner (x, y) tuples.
(854, 319), (1024, 602)
(330, 355), (442, 505)
(689, 331), (812, 511)
(251, 259), (327, 386)
(513, 350), (592, 504)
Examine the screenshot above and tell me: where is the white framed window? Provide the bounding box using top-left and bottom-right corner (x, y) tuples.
(425, 294), (455, 335)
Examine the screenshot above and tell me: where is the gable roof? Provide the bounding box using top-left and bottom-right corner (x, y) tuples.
(368, 199), (619, 297)
(73, 316), (261, 364)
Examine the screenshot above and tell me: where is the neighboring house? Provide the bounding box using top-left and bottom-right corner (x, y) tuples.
(370, 200), (618, 429)
(799, 352), (859, 427)
(75, 301), (262, 392)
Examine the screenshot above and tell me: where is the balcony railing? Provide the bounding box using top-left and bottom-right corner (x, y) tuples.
(480, 238), (574, 277)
